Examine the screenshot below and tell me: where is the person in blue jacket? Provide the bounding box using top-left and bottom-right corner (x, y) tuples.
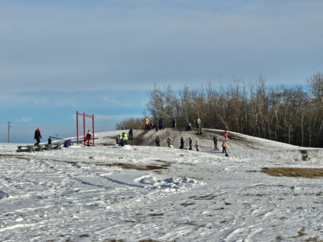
(64, 139), (72, 147)
(129, 129), (133, 140)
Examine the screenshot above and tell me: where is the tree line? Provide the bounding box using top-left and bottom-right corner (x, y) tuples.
(117, 72), (323, 147)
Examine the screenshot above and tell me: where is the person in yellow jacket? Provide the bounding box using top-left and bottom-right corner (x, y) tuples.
(122, 132), (128, 144)
(144, 117), (149, 129)
(222, 141), (227, 154)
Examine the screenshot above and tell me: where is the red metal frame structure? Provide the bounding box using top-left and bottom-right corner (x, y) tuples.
(76, 111), (95, 146)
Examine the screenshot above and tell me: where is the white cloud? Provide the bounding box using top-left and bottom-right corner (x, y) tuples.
(15, 117), (31, 123)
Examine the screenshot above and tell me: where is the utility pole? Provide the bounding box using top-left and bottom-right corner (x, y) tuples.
(7, 122), (12, 143)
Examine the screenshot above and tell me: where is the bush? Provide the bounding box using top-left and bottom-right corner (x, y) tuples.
(116, 117), (144, 130)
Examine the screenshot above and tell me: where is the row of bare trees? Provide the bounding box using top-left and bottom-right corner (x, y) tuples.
(139, 72), (323, 147)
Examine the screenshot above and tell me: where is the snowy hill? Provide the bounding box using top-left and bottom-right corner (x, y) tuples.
(1, 129), (323, 241)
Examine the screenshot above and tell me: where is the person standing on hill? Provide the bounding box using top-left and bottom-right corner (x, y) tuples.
(116, 134), (121, 144)
(222, 141), (227, 153)
(189, 138), (192, 150)
(158, 118), (162, 130)
(197, 117), (202, 129)
(167, 138), (173, 148)
(172, 118), (176, 128)
(180, 137), (184, 149)
(155, 121), (158, 131)
(144, 117), (149, 129)
(122, 132), (128, 144)
(34, 127), (42, 146)
(47, 136), (52, 150)
(195, 141), (200, 151)
(155, 136), (160, 146)
(213, 136), (218, 149)
(224, 130), (228, 142)
(129, 129), (133, 140)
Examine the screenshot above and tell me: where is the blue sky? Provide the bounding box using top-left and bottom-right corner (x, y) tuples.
(0, 0), (322, 143)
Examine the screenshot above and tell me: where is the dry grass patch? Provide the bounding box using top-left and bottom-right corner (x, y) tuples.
(79, 234), (89, 238)
(305, 237), (323, 242)
(262, 167), (323, 178)
(96, 162), (170, 171)
(189, 194), (216, 200)
(103, 240), (125, 242)
(179, 221), (196, 226)
(297, 227), (307, 237)
(181, 202), (195, 207)
(51, 158), (171, 172)
(0, 154), (28, 160)
(189, 177), (203, 180)
(139, 240), (174, 242)
(149, 213), (164, 217)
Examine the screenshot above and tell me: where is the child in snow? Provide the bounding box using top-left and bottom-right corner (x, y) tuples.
(180, 137), (184, 149)
(189, 138), (192, 150)
(213, 136), (218, 149)
(167, 138), (173, 148)
(122, 132), (128, 144)
(116, 134), (121, 144)
(64, 139), (73, 147)
(155, 136), (160, 146)
(47, 136), (52, 151)
(195, 141), (199, 151)
(85, 129), (92, 146)
(119, 139), (125, 147)
(222, 141), (227, 153)
(185, 123), (192, 131)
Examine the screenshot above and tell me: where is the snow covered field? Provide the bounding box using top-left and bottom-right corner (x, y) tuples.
(1, 129), (323, 241)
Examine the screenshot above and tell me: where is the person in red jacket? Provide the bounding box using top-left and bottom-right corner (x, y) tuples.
(224, 130), (229, 142)
(85, 129), (92, 146)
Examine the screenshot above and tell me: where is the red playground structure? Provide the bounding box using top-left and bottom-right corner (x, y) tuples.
(76, 111), (95, 146)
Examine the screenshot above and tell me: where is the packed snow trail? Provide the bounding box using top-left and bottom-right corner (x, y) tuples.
(1, 130), (323, 241)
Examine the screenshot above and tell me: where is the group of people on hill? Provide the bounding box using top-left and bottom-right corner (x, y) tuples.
(213, 131), (229, 154)
(116, 130), (133, 146)
(144, 117), (204, 133)
(144, 117), (187, 131)
(154, 130), (229, 154)
(144, 117), (166, 131)
(34, 128), (55, 146)
(156, 137), (200, 151)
